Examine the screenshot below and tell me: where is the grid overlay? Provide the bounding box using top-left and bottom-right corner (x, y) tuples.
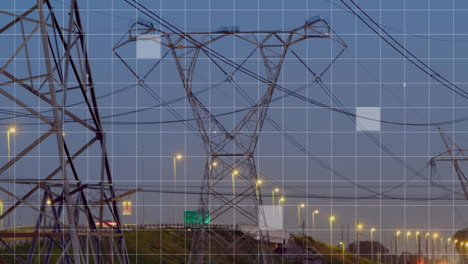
(1, 0), (468, 263)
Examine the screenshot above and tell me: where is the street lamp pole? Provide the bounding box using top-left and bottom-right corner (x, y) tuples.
(7, 127), (15, 171)
(6, 127), (15, 228)
(0, 200), (3, 229)
(395, 230), (401, 263)
(371, 227), (375, 263)
(278, 197), (285, 214)
(356, 222), (363, 263)
(340, 241), (345, 263)
(297, 203), (305, 231)
(454, 240), (458, 264)
(312, 210), (319, 238)
(46, 198), (52, 228)
(446, 238), (451, 264)
(433, 233), (439, 263)
(405, 231), (411, 263)
(416, 231), (421, 263)
(329, 216), (335, 247)
(173, 154), (183, 223)
(328, 215), (335, 263)
(272, 188), (279, 210)
(460, 242), (464, 262)
(231, 169), (239, 201)
(209, 160), (218, 186)
(255, 179), (262, 199)
(425, 232), (430, 262)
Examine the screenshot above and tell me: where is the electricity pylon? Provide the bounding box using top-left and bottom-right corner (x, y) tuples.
(430, 128), (468, 199)
(0, 0), (128, 263)
(115, 14), (346, 263)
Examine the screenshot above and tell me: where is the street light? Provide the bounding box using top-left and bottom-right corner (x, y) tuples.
(278, 196), (285, 219)
(312, 209), (319, 237)
(6, 126), (15, 228)
(425, 232), (430, 260)
(405, 231), (411, 262)
(272, 188), (280, 209)
(416, 231), (421, 262)
(297, 203), (305, 230)
(173, 153), (183, 223)
(370, 227), (376, 263)
(356, 223), (363, 262)
(7, 127), (16, 161)
(6, 127), (15, 161)
(43, 198), (52, 228)
(255, 178), (262, 199)
(210, 160), (218, 170)
(256, 179), (263, 186)
(279, 197), (285, 206)
(395, 230), (401, 257)
(329, 215), (335, 246)
(446, 238), (451, 263)
(232, 169), (239, 200)
(406, 231), (411, 246)
(0, 200), (3, 229)
(340, 241), (345, 263)
(433, 233), (439, 261)
(454, 239), (458, 263)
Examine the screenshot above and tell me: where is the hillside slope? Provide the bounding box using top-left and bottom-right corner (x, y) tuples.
(0, 229), (379, 264)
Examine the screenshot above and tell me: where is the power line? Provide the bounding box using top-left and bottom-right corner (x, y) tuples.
(324, 0), (468, 43)
(101, 187), (466, 201)
(338, 0), (468, 101)
(122, 1), (457, 200)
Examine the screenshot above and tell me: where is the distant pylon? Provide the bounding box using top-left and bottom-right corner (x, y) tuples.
(0, 0), (128, 262)
(430, 128), (468, 199)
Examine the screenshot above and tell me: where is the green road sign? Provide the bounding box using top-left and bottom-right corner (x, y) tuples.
(184, 211), (210, 224)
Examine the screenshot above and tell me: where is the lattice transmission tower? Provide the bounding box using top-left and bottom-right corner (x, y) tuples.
(0, 0), (128, 263)
(430, 129), (468, 199)
(115, 11), (346, 262)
